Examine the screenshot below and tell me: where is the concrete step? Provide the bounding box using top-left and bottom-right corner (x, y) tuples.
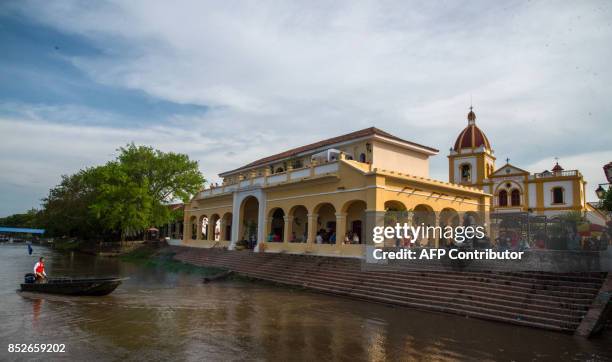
(168, 246), (605, 333)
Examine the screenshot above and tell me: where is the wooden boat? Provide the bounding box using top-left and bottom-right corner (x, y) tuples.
(20, 277), (124, 296)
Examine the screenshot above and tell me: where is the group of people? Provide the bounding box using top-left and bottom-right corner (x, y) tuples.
(266, 229), (363, 244)
(315, 229), (336, 244)
(315, 229), (362, 244)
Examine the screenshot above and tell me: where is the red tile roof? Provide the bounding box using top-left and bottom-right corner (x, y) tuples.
(453, 123), (491, 151)
(220, 127), (438, 176)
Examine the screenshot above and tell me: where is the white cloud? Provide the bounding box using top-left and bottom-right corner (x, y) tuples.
(2, 0), (612, 214)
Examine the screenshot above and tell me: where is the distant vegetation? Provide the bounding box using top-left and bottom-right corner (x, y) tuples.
(1, 144), (204, 242)
(0, 209), (39, 228)
(121, 246), (226, 275)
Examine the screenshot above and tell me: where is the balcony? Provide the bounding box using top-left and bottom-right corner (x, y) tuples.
(196, 161), (340, 199)
(533, 170), (580, 179)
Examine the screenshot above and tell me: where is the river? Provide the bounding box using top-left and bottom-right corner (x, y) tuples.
(0, 243), (610, 361)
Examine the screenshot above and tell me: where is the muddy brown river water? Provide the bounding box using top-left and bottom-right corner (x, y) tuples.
(0, 244), (610, 361)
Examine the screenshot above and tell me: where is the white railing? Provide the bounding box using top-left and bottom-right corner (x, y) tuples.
(196, 161), (340, 199)
(267, 173), (287, 184)
(533, 170), (580, 179)
(291, 168), (310, 179)
(314, 162), (338, 175)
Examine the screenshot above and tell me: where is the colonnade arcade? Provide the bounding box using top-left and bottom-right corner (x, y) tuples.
(184, 195), (485, 253)
(186, 212), (233, 244)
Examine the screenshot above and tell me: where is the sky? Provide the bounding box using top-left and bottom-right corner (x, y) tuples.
(0, 0), (611, 217)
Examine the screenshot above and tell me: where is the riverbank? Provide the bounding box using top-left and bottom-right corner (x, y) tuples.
(120, 245), (227, 276)
(167, 245), (611, 336)
(52, 238), (156, 256)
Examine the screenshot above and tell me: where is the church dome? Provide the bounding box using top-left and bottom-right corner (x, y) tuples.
(453, 107), (492, 151)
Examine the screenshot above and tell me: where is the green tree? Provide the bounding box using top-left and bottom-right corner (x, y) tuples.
(599, 187), (612, 214)
(39, 144), (204, 241)
(0, 209), (40, 228)
(88, 145), (204, 240)
(38, 169), (106, 239)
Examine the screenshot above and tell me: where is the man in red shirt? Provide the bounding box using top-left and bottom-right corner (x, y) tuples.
(33, 256), (47, 281)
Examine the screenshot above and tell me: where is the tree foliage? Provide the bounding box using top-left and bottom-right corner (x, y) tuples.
(0, 209), (40, 228)
(599, 186), (612, 214)
(38, 144), (204, 241)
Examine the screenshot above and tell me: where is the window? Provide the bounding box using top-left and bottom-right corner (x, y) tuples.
(552, 187), (564, 204)
(275, 167), (284, 173)
(498, 190), (508, 207)
(510, 189), (521, 206)
(359, 153), (366, 163)
(460, 164), (471, 183)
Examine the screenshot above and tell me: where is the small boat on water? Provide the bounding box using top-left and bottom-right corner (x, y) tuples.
(20, 275), (124, 296)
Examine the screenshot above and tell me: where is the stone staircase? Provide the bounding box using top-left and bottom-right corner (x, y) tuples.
(169, 246), (607, 333)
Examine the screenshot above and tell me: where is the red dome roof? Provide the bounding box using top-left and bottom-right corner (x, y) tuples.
(453, 109), (492, 151)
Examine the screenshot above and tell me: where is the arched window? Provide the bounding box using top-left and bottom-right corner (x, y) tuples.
(359, 153), (366, 163)
(275, 167), (284, 173)
(460, 164), (471, 183)
(510, 189), (521, 206)
(498, 190), (508, 207)
(552, 187), (564, 204)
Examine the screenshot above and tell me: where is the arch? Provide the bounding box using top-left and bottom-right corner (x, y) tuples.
(199, 215), (209, 240)
(439, 208), (460, 247)
(313, 202), (336, 244)
(221, 212), (232, 241)
(510, 189), (521, 206)
(498, 190), (508, 207)
(343, 200), (367, 244)
(384, 200), (409, 227)
(189, 215), (197, 240)
(289, 205), (308, 242)
(239, 196), (260, 247)
(464, 211), (481, 226)
(412, 204), (435, 246)
(384, 200), (408, 212)
(209, 213), (221, 241)
(494, 180), (523, 194)
(552, 187), (565, 204)
(267, 207), (285, 242)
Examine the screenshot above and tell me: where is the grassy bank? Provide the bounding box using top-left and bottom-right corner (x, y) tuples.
(120, 246), (228, 276)
(52, 239), (84, 252)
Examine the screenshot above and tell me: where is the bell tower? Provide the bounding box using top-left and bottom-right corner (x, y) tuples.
(448, 107), (496, 189)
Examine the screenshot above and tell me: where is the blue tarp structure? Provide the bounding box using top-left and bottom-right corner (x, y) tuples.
(0, 227), (45, 234)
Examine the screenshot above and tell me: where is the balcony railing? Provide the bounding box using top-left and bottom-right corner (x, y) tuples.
(196, 161), (339, 199)
(533, 170), (580, 179)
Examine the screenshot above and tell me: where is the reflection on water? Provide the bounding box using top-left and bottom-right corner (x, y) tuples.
(0, 244), (610, 361)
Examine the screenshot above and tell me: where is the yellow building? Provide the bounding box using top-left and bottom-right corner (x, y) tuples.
(448, 107), (594, 220)
(183, 127), (491, 256)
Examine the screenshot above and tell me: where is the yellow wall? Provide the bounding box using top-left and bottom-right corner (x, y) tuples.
(183, 159), (490, 257)
(372, 140), (429, 177)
